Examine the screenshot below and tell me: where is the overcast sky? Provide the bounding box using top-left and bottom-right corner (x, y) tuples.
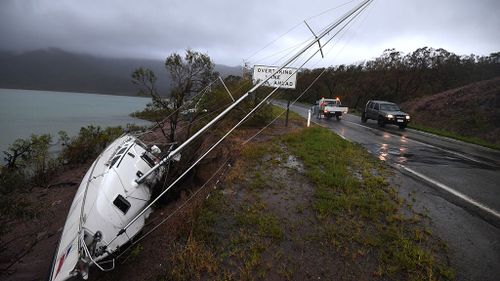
(0, 0), (499, 67)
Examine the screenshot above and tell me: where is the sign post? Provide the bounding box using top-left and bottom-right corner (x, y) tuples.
(286, 100), (290, 127)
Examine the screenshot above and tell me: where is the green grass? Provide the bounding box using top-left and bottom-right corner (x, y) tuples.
(283, 127), (454, 281)
(345, 109), (498, 150)
(161, 127), (454, 281)
(162, 187), (283, 280)
(240, 142), (273, 162)
(409, 123), (500, 150)
(235, 201), (284, 240)
(270, 104), (304, 122)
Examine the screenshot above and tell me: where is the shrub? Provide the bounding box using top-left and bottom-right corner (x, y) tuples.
(61, 125), (124, 164)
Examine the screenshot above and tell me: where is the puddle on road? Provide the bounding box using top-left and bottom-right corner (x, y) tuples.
(368, 143), (498, 170)
(371, 143), (411, 164)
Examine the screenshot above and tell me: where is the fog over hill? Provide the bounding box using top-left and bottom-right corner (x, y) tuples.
(0, 48), (242, 96)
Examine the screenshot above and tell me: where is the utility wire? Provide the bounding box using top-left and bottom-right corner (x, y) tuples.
(133, 77), (222, 138)
(246, 0), (357, 64)
(109, 1), (373, 261)
(244, 2), (371, 143)
(115, 157), (231, 262)
(306, 0), (357, 21)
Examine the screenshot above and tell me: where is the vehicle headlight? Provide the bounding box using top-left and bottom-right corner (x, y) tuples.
(386, 114), (393, 119)
(406, 115), (410, 119)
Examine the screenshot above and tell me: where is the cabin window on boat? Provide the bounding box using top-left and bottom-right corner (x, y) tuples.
(113, 195), (131, 214)
(141, 152), (156, 167)
(109, 156), (120, 167)
(118, 147), (127, 154)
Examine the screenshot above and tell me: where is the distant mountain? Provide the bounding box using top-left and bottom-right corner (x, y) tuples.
(0, 48), (242, 96)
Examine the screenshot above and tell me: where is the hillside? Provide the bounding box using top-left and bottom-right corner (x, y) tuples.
(401, 77), (500, 146)
(0, 48), (242, 96)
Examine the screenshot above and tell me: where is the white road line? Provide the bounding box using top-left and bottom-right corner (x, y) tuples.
(406, 127), (500, 153)
(407, 138), (482, 164)
(343, 119), (485, 165)
(286, 103), (487, 165)
(397, 164), (500, 220)
(297, 109), (486, 165)
(288, 105), (500, 221)
(301, 113), (348, 140)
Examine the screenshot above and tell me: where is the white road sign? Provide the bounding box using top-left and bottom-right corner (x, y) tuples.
(252, 65), (297, 89)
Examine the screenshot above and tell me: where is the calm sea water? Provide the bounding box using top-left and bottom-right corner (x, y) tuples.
(0, 89), (151, 154)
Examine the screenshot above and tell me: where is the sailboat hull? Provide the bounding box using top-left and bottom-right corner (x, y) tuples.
(49, 135), (160, 281)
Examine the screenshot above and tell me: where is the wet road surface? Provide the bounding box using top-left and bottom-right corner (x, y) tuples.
(274, 100), (500, 281)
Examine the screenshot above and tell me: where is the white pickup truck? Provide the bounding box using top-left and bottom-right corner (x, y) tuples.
(312, 98), (348, 121)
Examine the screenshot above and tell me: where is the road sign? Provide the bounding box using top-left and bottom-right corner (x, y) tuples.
(252, 65), (297, 89)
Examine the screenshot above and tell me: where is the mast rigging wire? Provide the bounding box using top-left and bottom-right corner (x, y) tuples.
(106, 0), (374, 246)
(106, 0), (373, 259)
(246, 0), (357, 63)
(115, 157), (232, 262)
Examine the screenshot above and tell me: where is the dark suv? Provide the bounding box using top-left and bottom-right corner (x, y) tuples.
(361, 100), (410, 129)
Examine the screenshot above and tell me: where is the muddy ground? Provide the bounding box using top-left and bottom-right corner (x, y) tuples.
(0, 164), (89, 280)
(0, 116), (451, 281)
(0, 117), (304, 281)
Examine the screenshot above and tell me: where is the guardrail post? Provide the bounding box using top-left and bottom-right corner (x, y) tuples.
(307, 109), (311, 127)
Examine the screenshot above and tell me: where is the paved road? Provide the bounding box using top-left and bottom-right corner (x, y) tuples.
(274, 100), (500, 281)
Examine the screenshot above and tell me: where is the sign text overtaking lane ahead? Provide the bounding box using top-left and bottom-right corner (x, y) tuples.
(252, 65), (297, 89)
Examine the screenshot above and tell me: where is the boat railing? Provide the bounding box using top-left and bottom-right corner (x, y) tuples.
(79, 235), (115, 272)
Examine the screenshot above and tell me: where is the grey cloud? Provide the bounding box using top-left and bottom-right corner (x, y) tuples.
(0, 0), (498, 66)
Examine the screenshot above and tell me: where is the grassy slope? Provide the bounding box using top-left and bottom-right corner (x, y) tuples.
(160, 127), (454, 281)
(402, 77), (500, 150)
(282, 128), (453, 280)
(408, 123), (500, 150)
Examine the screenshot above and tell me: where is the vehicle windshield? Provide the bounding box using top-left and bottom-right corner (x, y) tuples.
(380, 104), (400, 111)
(325, 101), (339, 106)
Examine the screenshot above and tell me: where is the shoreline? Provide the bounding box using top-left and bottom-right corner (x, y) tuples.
(0, 87), (156, 99)
(0, 89), (152, 161)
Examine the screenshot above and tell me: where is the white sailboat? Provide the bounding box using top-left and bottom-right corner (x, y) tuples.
(49, 1), (373, 280)
(50, 135), (163, 280)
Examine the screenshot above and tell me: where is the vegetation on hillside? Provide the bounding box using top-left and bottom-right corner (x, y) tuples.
(0, 48), (241, 96)
(131, 50), (275, 140)
(132, 49), (218, 142)
(403, 77), (500, 148)
(0, 125), (134, 240)
(287, 47), (499, 109)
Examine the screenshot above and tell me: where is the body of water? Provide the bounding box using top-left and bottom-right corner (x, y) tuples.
(0, 88), (151, 154)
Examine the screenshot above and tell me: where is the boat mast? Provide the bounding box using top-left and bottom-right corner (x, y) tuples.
(136, 0), (373, 184)
(115, 0), (374, 238)
(106, 0), (374, 240)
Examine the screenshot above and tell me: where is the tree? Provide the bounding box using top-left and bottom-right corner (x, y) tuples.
(131, 67), (169, 108)
(132, 49), (217, 142)
(3, 138), (31, 170)
(165, 49), (217, 141)
(1, 134), (59, 187)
